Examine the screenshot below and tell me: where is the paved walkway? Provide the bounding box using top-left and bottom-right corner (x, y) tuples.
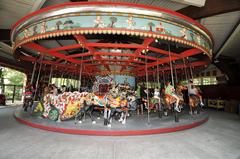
(0, 101), (23, 109)
(0, 107), (239, 159)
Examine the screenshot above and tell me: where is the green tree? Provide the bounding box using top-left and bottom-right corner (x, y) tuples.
(3, 68), (25, 85)
(0, 67), (25, 100)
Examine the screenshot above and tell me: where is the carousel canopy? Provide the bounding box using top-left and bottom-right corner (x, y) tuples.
(11, 2), (213, 77)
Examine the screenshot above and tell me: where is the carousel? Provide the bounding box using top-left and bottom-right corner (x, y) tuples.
(12, 2), (212, 136)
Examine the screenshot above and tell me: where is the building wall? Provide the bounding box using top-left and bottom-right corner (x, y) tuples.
(194, 64), (228, 84)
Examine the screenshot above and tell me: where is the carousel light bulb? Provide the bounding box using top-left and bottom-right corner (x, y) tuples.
(155, 39), (158, 43)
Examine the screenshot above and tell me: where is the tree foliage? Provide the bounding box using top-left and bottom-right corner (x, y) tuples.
(1, 67), (25, 85)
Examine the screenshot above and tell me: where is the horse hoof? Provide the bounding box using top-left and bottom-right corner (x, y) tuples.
(97, 117), (100, 120)
(92, 121), (96, 124)
(189, 111), (193, 115)
(78, 121), (82, 124)
(119, 119), (123, 122)
(122, 121), (126, 124)
(107, 124), (111, 128)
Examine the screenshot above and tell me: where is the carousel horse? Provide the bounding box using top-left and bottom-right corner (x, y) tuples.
(74, 92), (99, 124)
(75, 92), (108, 124)
(127, 93), (138, 111)
(40, 91), (90, 121)
(101, 84), (131, 127)
(189, 95), (199, 114)
(73, 89), (125, 126)
(149, 97), (161, 113)
(175, 83), (187, 109)
(162, 93), (175, 114)
(74, 84), (127, 126)
(23, 84), (34, 112)
(161, 83), (187, 116)
(162, 88), (180, 116)
(188, 87), (202, 115)
(103, 93), (128, 127)
(109, 83), (119, 97)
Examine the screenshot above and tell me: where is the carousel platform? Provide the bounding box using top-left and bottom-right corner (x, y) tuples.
(14, 107), (208, 136)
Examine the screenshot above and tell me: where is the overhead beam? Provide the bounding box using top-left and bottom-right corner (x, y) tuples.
(120, 38), (154, 72)
(171, 0), (206, 7)
(20, 55), (96, 75)
(177, 0), (240, 19)
(0, 42), (12, 55)
(24, 42), (81, 64)
(214, 19), (240, 59)
(87, 43), (144, 49)
(136, 48), (203, 72)
(49, 43), (144, 53)
(148, 46), (181, 58)
(0, 50), (31, 73)
(138, 60), (208, 76)
(30, 0), (47, 12)
(94, 51), (158, 61)
(134, 38), (155, 58)
(74, 35), (104, 71)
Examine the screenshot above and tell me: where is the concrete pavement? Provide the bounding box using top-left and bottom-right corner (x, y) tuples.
(0, 107), (239, 159)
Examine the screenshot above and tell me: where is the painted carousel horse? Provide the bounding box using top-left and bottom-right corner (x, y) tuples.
(189, 87), (202, 115)
(103, 86), (130, 127)
(148, 97), (163, 117)
(23, 84), (34, 112)
(74, 91), (123, 126)
(103, 95), (125, 127)
(127, 92), (138, 111)
(38, 91), (90, 121)
(74, 92), (102, 124)
(161, 83), (187, 116)
(189, 95), (200, 115)
(74, 85), (127, 126)
(162, 90), (180, 116)
(175, 83), (187, 109)
(74, 92), (114, 124)
(161, 91), (182, 122)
